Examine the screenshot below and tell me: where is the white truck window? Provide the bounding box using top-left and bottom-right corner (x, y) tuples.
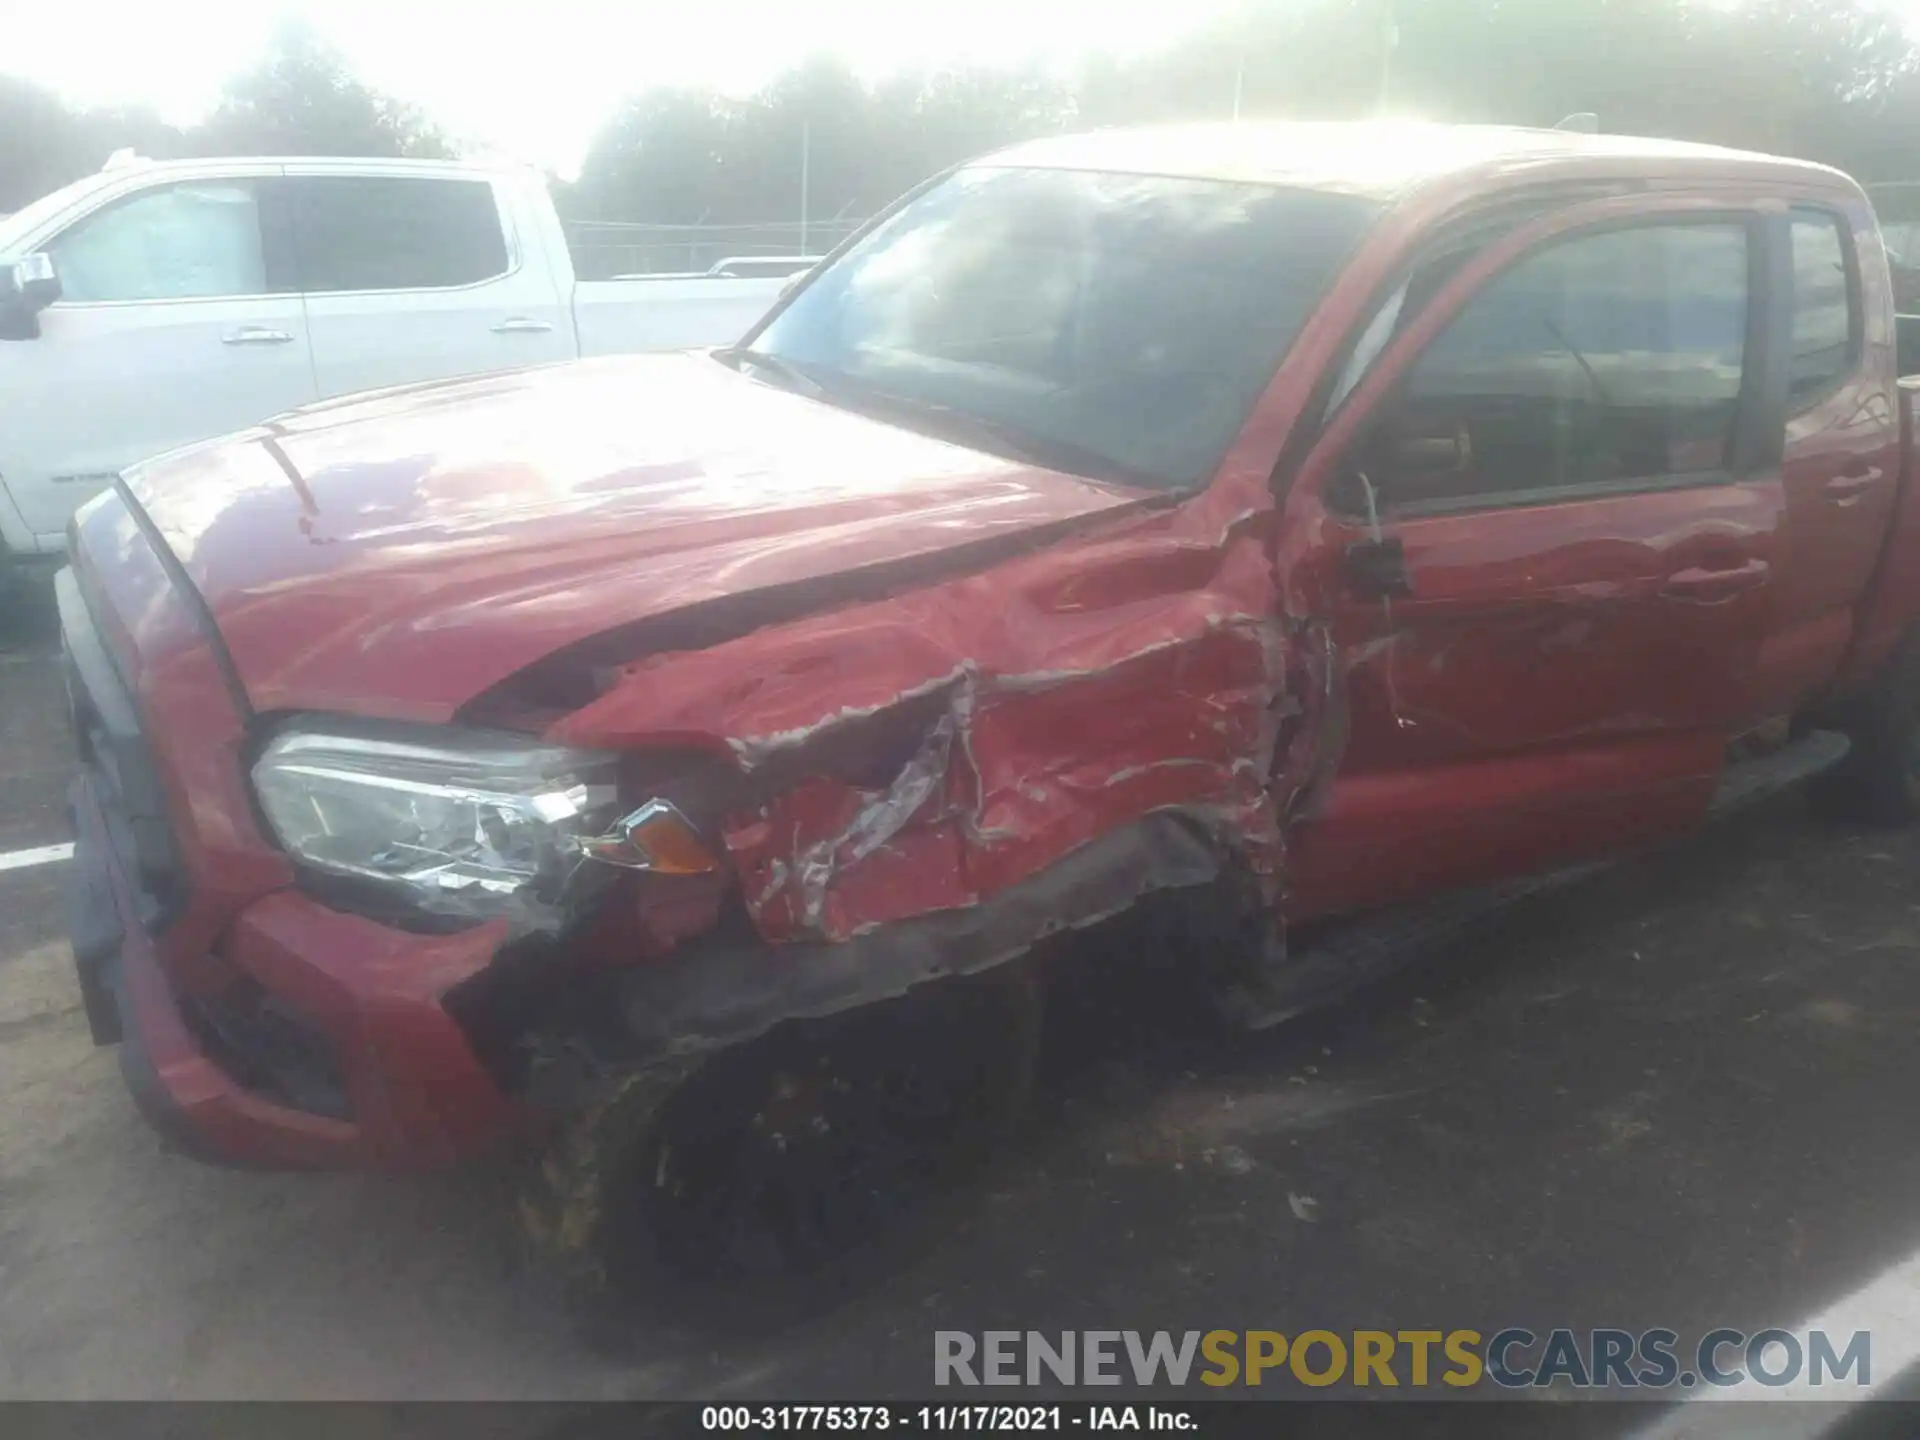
(290, 176), (510, 293)
(47, 182), (268, 303)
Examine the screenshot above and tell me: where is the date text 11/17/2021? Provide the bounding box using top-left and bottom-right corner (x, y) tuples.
(700, 1405), (1196, 1432)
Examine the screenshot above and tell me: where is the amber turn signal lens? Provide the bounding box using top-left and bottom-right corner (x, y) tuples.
(577, 800), (719, 874)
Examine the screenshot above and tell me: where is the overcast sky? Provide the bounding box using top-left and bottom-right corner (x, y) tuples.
(8, 0), (1246, 176)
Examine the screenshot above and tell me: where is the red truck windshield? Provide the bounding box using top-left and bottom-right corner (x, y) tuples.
(742, 166), (1378, 491)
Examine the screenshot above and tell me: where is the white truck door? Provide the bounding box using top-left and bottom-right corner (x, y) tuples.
(0, 171), (316, 549)
(286, 168), (574, 397)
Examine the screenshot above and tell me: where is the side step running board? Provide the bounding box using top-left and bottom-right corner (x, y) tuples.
(1222, 729), (1853, 1031)
(1709, 728), (1850, 812)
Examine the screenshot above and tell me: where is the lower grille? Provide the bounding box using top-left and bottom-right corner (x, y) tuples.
(180, 980), (352, 1121)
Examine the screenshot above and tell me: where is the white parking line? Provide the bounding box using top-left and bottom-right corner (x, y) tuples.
(0, 842), (74, 872)
(1634, 1243), (1920, 1437)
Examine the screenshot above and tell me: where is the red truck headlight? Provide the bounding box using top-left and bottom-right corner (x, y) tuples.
(252, 720), (624, 921)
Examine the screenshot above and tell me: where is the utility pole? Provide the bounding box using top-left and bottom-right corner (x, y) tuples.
(1232, 53), (1245, 121)
(1378, 0), (1399, 114)
(799, 119), (812, 257)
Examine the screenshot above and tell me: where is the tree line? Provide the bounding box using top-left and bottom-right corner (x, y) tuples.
(5, 1), (1919, 228)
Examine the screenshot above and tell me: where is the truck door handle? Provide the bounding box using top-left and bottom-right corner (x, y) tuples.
(1662, 558), (1770, 602)
(1824, 464), (1884, 503)
(491, 317), (555, 334)
(222, 326), (294, 345)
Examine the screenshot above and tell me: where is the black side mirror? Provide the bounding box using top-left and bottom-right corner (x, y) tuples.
(0, 253), (61, 341)
(1897, 312), (1920, 380)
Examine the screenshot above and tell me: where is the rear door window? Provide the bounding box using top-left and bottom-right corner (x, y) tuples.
(288, 175), (510, 293)
(1787, 210), (1859, 406)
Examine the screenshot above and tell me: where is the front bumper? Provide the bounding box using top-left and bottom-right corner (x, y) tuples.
(59, 541), (534, 1173)
(70, 771), (534, 1170)
(71, 772), (349, 1168)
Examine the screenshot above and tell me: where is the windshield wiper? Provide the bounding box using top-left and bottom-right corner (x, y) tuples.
(715, 346), (828, 399)
(818, 386), (1166, 490)
(930, 407), (1164, 489)
(720, 349), (1169, 489)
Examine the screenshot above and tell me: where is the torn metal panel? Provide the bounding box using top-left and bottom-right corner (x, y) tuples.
(1271, 620), (1347, 826)
(600, 814), (1230, 1066)
(499, 816), (1229, 1112)
(550, 502), (1300, 945)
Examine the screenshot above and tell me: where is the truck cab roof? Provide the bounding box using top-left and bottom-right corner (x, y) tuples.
(988, 120), (1858, 204)
(88, 153), (529, 179)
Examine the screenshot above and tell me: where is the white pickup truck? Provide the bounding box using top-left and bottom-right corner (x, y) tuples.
(0, 155), (792, 558)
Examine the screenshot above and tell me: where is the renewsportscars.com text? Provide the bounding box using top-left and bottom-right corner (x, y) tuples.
(933, 1328), (1871, 1390)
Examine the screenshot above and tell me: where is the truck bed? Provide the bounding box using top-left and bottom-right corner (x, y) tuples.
(572, 275), (785, 357)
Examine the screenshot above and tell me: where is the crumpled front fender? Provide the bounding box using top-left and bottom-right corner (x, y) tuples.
(549, 492), (1324, 948)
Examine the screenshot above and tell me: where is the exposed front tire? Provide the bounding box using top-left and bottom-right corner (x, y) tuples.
(1808, 630), (1920, 826)
(517, 963), (1041, 1336)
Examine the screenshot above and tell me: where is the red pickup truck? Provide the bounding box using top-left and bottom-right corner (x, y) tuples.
(60, 121), (1920, 1321)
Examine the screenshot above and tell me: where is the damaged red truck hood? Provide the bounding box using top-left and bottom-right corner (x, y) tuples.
(119, 353), (1149, 720)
